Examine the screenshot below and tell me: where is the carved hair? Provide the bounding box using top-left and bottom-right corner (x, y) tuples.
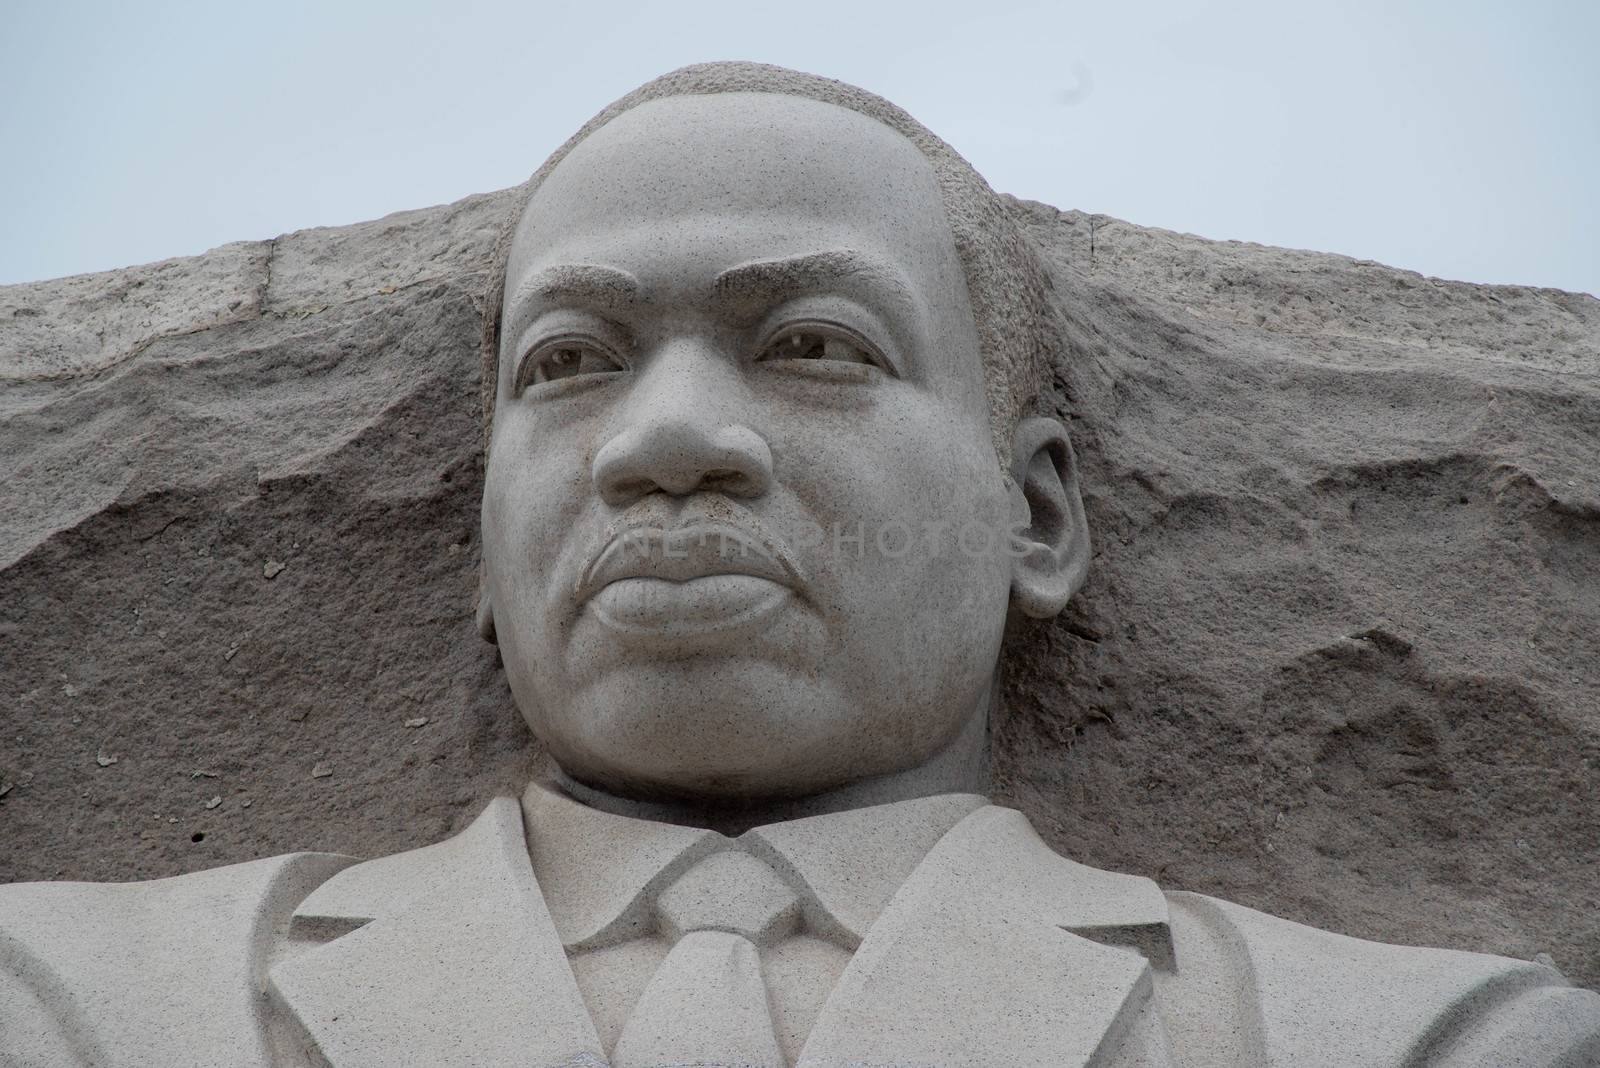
(480, 60), (1061, 468)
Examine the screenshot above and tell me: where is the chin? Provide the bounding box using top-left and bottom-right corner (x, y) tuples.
(532, 663), (919, 802)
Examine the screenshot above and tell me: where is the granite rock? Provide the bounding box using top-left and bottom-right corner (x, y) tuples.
(2, 189), (1596, 988)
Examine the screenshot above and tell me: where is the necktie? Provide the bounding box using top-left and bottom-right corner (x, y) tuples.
(611, 849), (799, 1068)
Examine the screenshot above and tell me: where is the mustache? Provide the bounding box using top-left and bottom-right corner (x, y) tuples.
(575, 511), (804, 604)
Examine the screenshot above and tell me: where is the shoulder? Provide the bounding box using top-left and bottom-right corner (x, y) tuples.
(1161, 888), (1600, 1067)
(0, 851), (352, 1068)
(972, 807), (1599, 1066)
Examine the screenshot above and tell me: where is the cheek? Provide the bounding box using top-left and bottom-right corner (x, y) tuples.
(843, 405), (1008, 552)
(479, 461), (515, 587)
(482, 446), (569, 625)
(483, 448), (533, 552)
(483, 446), (577, 732)
(790, 400), (1011, 658)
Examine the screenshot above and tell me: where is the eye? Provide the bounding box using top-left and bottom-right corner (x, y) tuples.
(515, 338), (625, 393)
(756, 327), (879, 368)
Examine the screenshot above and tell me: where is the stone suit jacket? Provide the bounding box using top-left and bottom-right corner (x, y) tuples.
(3, 798), (1598, 1067)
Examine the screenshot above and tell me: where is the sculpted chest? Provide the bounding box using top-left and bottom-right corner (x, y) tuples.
(267, 800), (1175, 1068)
(2, 798), (1593, 1067)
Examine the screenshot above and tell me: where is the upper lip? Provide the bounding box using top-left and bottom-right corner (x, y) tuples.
(576, 519), (802, 604)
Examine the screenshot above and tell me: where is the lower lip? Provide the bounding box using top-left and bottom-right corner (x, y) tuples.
(588, 574), (792, 638)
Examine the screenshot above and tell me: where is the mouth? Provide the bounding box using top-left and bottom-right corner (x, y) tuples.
(576, 521), (802, 638)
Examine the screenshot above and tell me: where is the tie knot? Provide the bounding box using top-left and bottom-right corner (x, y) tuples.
(657, 849), (800, 947)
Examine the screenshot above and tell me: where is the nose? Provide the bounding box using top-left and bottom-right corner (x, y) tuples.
(593, 422), (772, 504)
(591, 349), (773, 506)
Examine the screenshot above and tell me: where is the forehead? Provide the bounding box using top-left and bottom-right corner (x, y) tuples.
(508, 93), (964, 293)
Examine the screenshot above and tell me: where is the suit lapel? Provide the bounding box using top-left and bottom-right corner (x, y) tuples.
(797, 805), (1180, 1068)
(263, 797), (1182, 1066)
(267, 798), (605, 1068)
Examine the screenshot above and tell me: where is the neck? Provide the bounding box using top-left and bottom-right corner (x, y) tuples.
(551, 686), (993, 835)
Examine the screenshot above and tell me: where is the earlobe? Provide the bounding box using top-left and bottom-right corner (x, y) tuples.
(1008, 416), (1092, 619)
(476, 565), (498, 644)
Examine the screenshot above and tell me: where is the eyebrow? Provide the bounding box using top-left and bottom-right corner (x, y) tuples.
(505, 263), (642, 335)
(712, 249), (924, 320)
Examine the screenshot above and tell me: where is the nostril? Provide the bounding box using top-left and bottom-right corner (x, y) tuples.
(605, 475), (659, 502)
(592, 423), (773, 503)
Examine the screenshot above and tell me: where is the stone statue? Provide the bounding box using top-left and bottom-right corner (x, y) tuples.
(2, 62), (1596, 1068)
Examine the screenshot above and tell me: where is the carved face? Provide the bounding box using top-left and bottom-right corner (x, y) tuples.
(483, 93), (1017, 803)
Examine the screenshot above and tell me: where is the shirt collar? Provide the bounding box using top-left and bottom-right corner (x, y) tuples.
(521, 782), (986, 951)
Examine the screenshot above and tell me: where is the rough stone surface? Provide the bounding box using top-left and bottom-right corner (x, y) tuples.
(2, 188), (1596, 992)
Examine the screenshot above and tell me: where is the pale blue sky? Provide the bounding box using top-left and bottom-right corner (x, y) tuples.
(3, 0), (1595, 294)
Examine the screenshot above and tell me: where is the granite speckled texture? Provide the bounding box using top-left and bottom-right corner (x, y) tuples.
(3, 184), (1597, 994)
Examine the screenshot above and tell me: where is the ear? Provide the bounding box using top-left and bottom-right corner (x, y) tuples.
(1007, 416), (1092, 618)
(476, 563), (498, 644)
